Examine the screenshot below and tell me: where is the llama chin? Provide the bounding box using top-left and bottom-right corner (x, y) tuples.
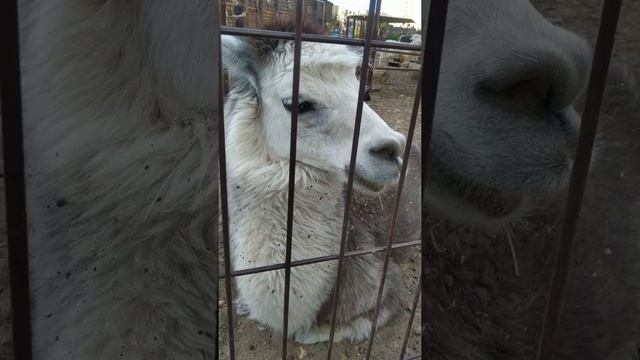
(423, 155), (573, 231)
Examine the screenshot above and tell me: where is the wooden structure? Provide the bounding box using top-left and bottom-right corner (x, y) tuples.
(344, 15), (414, 40)
(221, 0), (339, 31)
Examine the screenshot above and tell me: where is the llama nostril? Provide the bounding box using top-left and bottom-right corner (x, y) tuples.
(479, 44), (589, 112)
(370, 140), (402, 160)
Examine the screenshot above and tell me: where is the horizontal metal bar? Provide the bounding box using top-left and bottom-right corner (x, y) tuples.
(220, 26), (422, 51)
(218, 240), (421, 279)
(374, 48), (421, 55)
(374, 67), (420, 71)
(404, 354), (422, 360)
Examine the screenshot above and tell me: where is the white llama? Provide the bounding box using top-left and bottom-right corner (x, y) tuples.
(222, 19), (408, 343)
(420, 1), (640, 359)
(19, 1), (221, 358)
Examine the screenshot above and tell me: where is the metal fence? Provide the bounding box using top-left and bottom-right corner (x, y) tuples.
(219, 0), (432, 359)
(370, 48), (421, 91)
(216, 0), (438, 358)
(0, 0), (624, 359)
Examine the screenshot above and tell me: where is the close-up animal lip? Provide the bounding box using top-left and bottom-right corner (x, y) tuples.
(427, 161), (525, 219)
(352, 170), (387, 193)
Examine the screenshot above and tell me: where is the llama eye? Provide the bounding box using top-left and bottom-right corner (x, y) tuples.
(282, 99), (316, 114)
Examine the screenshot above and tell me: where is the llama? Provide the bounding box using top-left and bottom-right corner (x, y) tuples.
(414, 2), (640, 359)
(18, 1), (221, 358)
(221, 20), (408, 343)
(220, 0), (592, 346)
(421, 61), (640, 359)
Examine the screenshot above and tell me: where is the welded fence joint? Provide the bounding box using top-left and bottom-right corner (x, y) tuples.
(535, 0), (623, 359)
(419, 0), (450, 358)
(2, 0), (34, 358)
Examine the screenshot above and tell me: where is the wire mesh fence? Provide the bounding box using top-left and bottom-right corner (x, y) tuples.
(216, 0), (437, 358)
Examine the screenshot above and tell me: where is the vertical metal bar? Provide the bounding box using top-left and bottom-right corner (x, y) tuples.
(364, 25), (424, 359)
(325, 0), (381, 358)
(254, 0), (259, 29)
(399, 277), (421, 360)
(345, 17), (350, 38)
(217, 16), (236, 360)
(281, 0), (304, 358)
(213, 1), (222, 355)
(1, 0), (34, 358)
(535, 1), (622, 359)
(220, 0), (227, 27)
(420, 1), (449, 358)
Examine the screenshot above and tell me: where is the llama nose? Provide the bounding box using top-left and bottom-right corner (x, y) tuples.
(479, 39), (591, 112)
(370, 137), (405, 161)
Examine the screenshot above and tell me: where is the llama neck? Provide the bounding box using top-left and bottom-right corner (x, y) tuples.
(225, 90), (346, 265)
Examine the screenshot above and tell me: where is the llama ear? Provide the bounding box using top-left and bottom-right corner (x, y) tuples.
(221, 35), (259, 91)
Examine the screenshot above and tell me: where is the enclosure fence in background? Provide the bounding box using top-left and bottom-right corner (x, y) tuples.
(0, 0), (623, 359)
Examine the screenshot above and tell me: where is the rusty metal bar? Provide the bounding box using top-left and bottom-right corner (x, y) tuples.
(399, 278), (421, 360)
(374, 67), (420, 72)
(325, 0), (382, 357)
(217, 9), (236, 360)
(535, 0), (622, 359)
(1, 0), (34, 358)
(281, 0), (304, 358)
(364, 19), (424, 359)
(218, 240), (421, 279)
(420, 0), (449, 357)
(220, 26), (422, 51)
(220, 0), (227, 27)
(374, 48), (421, 55)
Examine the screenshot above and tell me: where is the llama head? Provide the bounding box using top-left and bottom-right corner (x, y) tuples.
(222, 20), (405, 194)
(423, 0), (593, 228)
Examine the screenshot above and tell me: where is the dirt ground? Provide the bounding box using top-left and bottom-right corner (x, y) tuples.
(1, 1), (639, 359)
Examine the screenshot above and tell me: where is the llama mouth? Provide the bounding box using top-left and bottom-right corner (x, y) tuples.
(427, 165), (525, 221)
(446, 179), (523, 218)
(352, 171), (387, 193)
